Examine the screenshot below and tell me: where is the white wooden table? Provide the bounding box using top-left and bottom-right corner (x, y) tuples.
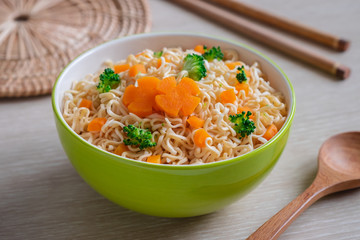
(1, 0), (359, 239)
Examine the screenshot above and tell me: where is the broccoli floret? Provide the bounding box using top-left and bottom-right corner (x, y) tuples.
(236, 66), (248, 83)
(123, 125), (156, 150)
(229, 111), (256, 138)
(154, 51), (163, 58)
(202, 46), (224, 61)
(96, 68), (120, 93)
(182, 54), (207, 81)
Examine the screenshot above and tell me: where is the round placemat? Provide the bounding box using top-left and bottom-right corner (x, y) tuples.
(0, 0), (151, 97)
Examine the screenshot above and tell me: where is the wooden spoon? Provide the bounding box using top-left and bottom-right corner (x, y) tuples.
(248, 132), (360, 240)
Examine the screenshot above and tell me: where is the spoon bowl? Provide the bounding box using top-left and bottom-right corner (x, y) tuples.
(319, 132), (360, 177)
(248, 132), (360, 240)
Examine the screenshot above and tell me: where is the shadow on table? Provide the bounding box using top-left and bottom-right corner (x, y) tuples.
(0, 161), (219, 240)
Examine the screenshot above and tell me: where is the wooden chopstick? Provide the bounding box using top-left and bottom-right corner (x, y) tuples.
(171, 0), (350, 79)
(209, 0), (350, 52)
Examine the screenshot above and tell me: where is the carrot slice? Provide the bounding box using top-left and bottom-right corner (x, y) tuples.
(122, 77), (162, 117)
(178, 77), (200, 96)
(114, 143), (128, 156)
(194, 45), (205, 54)
(137, 76), (160, 90)
(129, 64), (146, 77)
(180, 95), (200, 116)
(194, 128), (211, 148)
(155, 92), (182, 117)
(263, 124), (278, 140)
(79, 98), (92, 109)
(226, 61), (243, 70)
(237, 106), (255, 119)
(122, 85), (137, 106)
(235, 82), (250, 96)
(136, 76), (161, 107)
(220, 89), (236, 104)
(155, 77), (201, 117)
(114, 64), (130, 74)
(147, 155), (161, 164)
(156, 58), (162, 68)
(187, 116), (205, 129)
(87, 118), (107, 132)
(128, 101), (153, 118)
(157, 76), (177, 94)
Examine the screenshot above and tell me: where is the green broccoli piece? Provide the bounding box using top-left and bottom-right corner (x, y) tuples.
(96, 68), (120, 93)
(202, 46), (224, 61)
(236, 66), (248, 83)
(229, 111), (256, 138)
(182, 54), (207, 81)
(154, 51), (163, 58)
(123, 125), (156, 150)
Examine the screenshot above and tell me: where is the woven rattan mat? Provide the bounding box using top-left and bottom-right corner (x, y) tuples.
(0, 0), (151, 97)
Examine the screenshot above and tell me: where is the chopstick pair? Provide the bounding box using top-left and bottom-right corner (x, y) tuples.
(171, 0), (351, 79)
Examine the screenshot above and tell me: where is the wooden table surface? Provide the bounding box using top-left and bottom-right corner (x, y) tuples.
(1, 0), (359, 239)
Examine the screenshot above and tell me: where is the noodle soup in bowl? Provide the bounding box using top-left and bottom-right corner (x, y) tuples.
(52, 32), (295, 217)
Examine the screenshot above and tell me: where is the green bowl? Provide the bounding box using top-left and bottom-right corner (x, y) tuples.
(52, 32), (295, 218)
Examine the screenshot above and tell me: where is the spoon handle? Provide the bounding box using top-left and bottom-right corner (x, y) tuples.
(247, 179), (328, 240)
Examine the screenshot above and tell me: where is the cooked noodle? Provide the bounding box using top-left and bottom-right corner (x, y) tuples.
(62, 47), (287, 165)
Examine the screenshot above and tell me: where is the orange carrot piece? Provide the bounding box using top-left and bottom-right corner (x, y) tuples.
(123, 77), (162, 117)
(129, 64), (146, 77)
(178, 77), (200, 96)
(79, 98), (92, 109)
(155, 92), (182, 117)
(226, 61), (243, 70)
(122, 85), (137, 106)
(220, 89), (236, 104)
(194, 45), (205, 54)
(114, 143), (128, 156)
(131, 95), (155, 112)
(157, 76), (177, 94)
(128, 101), (153, 118)
(237, 106), (255, 119)
(153, 101), (162, 113)
(136, 76), (161, 108)
(180, 95), (200, 116)
(263, 124), (278, 141)
(147, 155), (161, 164)
(155, 77), (200, 117)
(114, 64), (130, 74)
(87, 118), (107, 132)
(137, 76), (161, 90)
(157, 58), (162, 68)
(235, 82), (250, 96)
(187, 116), (205, 129)
(194, 128), (211, 148)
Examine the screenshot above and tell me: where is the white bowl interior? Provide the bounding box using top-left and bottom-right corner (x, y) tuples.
(54, 33), (294, 129)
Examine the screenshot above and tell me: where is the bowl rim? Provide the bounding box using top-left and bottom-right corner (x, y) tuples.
(52, 31), (296, 169)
